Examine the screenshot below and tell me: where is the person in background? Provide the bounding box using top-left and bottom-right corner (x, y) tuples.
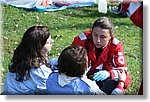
(72, 17), (131, 94)
(109, 0), (143, 29)
(46, 45), (127, 95)
(110, 0), (143, 95)
(1, 26), (53, 95)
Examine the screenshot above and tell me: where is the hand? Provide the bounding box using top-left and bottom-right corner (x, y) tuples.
(118, 69), (126, 82)
(117, 69), (127, 87)
(50, 58), (58, 70)
(93, 70), (110, 81)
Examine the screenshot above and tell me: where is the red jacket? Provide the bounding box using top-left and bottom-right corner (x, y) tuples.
(72, 30), (131, 89)
(121, 2), (143, 29)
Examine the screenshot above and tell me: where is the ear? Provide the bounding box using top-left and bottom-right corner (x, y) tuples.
(108, 36), (111, 40)
(109, 34), (112, 40)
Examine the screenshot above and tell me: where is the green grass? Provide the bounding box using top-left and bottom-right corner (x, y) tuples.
(1, 4), (142, 95)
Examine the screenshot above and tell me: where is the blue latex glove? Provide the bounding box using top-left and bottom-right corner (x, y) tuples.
(93, 70), (110, 81)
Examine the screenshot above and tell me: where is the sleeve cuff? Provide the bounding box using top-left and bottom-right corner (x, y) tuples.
(108, 70), (114, 80)
(116, 85), (124, 92)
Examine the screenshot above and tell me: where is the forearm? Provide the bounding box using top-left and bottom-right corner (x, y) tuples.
(111, 78), (125, 95)
(109, 67), (127, 80)
(111, 85), (124, 95)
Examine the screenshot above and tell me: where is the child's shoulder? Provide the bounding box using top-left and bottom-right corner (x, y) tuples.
(30, 65), (52, 78)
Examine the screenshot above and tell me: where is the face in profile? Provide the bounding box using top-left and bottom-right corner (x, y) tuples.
(41, 35), (53, 55)
(92, 27), (111, 48)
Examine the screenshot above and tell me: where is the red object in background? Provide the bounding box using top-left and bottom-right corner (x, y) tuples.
(40, 0), (49, 6)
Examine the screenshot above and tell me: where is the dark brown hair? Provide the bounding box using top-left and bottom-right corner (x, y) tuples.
(9, 26), (50, 81)
(92, 16), (114, 36)
(85, 17), (114, 51)
(58, 45), (88, 77)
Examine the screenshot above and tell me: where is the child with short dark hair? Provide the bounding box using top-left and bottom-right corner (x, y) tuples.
(46, 45), (104, 95)
(46, 45), (126, 95)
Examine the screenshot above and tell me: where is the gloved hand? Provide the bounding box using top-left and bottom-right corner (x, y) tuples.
(93, 70), (110, 81)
